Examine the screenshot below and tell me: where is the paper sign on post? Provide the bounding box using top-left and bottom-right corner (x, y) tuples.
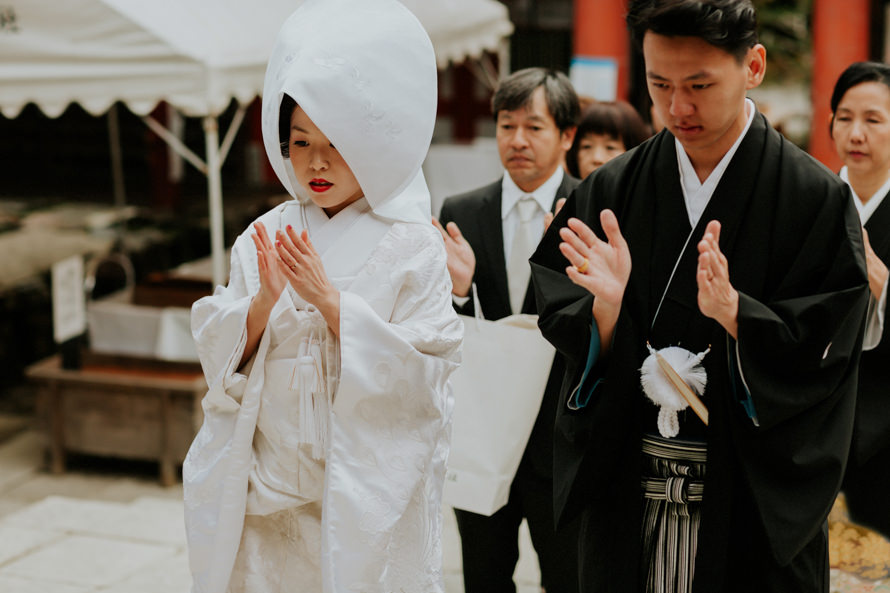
(51, 255), (87, 343)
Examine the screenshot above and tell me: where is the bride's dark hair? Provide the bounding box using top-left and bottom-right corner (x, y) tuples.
(278, 93), (297, 157)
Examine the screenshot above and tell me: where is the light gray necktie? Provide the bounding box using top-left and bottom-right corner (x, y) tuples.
(507, 196), (540, 314)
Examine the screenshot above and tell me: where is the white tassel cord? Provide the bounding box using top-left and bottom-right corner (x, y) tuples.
(308, 337), (329, 459)
(640, 344), (709, 438)
(296, 334), (330, 460)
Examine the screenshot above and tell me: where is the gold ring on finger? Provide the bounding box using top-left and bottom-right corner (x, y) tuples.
(575, 258), (589, 274)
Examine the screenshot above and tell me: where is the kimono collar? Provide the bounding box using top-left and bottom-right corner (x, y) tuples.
(278, 197), (389, 282)
(260, 0), (437, 224)
(675, 98), (756, 228)
(301, 197), (373, 255)
(839, 166), (890, 224)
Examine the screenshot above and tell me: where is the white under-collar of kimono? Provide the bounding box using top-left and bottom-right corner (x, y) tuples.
(259, 0), (437, 225)
(278, 196), (387, 282)
(676, 98), (756, 228)
(839, 166), (890, 224)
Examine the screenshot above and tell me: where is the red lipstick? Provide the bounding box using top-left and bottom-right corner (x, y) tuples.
(309, 178), (333, 193)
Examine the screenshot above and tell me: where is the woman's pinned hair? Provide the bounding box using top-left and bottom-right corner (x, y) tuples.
(566, 100), (651, 178)
(830, 61), (890, 136)
(278, 94), (297, 158)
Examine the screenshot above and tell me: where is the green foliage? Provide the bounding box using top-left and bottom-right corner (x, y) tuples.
(754, 0), (812, 84)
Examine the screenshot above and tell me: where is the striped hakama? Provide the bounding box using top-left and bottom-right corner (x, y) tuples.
(640, 434), (707, 593)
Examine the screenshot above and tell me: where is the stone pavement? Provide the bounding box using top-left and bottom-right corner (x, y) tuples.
(0, 413), (542, 593)
(5, 409), (888, 593)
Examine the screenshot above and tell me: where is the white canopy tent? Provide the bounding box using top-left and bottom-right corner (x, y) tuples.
(0, 0), (513, 287)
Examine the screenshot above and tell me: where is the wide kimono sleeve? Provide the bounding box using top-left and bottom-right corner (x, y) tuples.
(183, 221), (272, 593)
(729, 167), (870, 565)
(531, 167), (629, 411)
(531, 189), (596, 367)
(322, 223), (463, 593)
(734, 190), (868, 429)
(191, 236), (255, 405)
(529, 174), (619, 528)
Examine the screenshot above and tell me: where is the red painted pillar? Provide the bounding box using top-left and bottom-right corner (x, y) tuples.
(573, 0), (630, 101)
(809, 0), (870, 170)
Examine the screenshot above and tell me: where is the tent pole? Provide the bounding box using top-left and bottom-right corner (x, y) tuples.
(466, 57), (499, 91)
(107, 103), (127, 209)
(203, 115), (226, 288)
(498, 37), (510, 80)
(141, 111), (235, 288)
(142, 115), (208, 174)
(219, 103), (248, 165)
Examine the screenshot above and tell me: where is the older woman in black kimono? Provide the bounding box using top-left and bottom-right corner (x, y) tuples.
(831, 61), (890, 539)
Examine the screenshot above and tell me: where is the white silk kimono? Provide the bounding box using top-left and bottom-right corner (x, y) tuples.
(183, 198), (462, 593)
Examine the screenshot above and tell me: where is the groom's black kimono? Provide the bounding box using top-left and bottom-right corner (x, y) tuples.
(530, 111), (869, 592)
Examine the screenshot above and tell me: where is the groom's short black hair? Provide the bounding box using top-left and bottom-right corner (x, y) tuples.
(627, 0), (759, 63)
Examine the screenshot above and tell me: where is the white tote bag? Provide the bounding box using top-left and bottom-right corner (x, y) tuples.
(443, 289), (556, 515)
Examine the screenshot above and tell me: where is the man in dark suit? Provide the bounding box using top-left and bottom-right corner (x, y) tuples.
(433, 67), (580, 593)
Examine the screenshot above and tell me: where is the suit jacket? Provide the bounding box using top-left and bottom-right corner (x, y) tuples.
(439, 172), (580, 480)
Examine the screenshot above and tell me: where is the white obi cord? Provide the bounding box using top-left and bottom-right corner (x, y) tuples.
(640, 344), (710, 438)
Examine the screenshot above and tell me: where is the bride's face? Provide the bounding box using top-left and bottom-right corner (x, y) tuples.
(287, 105), (364, 217)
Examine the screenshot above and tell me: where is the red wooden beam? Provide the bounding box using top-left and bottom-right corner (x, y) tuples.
(573, 0), (630, 100)
(809, 0), (870, 169)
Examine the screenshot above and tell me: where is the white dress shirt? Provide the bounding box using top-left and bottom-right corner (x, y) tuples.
(501, 167), (565, 260)
(454, 167), (565, 309)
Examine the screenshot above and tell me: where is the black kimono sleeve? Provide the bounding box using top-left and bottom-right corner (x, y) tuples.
(529, 164), (639, 528)
(735, 191), (867, 428)
(727, 156), (869, 566)
(530, 191), (595, 369)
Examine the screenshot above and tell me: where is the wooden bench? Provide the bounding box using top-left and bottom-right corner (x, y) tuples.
(26, 353), (206, 487)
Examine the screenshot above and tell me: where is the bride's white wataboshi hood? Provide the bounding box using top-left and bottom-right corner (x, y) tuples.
(260, 0), (438, 224)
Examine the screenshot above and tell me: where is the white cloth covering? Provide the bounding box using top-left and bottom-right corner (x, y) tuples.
(259, 0), (438, 224)
(183, 1), (461, 591)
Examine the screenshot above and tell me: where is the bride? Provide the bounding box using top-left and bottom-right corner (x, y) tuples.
(182, 1), (462, 591)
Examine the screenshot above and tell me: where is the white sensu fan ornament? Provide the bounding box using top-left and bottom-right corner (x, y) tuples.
(640, 343), (710, 438)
